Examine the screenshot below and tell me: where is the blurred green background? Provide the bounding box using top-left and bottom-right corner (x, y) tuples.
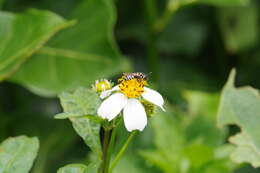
(0, 0), (260, 172)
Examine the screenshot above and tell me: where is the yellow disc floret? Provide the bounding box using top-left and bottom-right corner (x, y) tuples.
(118, 74), (147, 98)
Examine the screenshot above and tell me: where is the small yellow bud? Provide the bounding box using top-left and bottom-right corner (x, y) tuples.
(92, 79), (113, 92)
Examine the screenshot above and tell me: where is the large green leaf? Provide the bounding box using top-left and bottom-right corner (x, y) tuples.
(0, 136), (39, 173)
(58, 88), (102, 157)
(218, 69), (260, 167)
(0, 9), (74, 81)
(218, 6), (258, 53)
(11, 0), (130, 97)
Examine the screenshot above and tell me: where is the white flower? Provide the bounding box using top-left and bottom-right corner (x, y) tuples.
(97, 73), (165, 132)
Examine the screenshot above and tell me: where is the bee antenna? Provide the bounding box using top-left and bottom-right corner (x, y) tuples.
(146, 72), (152, 76)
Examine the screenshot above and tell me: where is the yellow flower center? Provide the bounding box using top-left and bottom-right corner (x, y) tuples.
(119, 78), (147, 98)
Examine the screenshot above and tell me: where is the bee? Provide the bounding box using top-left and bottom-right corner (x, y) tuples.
(122, 72), (150, 81)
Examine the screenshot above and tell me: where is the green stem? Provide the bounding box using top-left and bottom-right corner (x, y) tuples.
(144, 0), (159, 82)
(106, 127), (117, 171)
(154, 5), (178, 33)
(155, 0), (196, 32)
(101, 129), (111, 173)
(109, 131), (138, 172)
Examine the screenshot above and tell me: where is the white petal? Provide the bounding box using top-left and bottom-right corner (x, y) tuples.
(100, 85), (120, 99)
(98, 93), (127, 121)
(123, 99), (147, 132)
(142, 87), (165, 111)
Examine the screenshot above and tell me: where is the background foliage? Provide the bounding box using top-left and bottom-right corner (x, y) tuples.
(0, 0), (260, 172)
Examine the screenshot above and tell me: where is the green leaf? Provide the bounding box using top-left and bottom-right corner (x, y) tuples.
(152, 114), (185, 154)
(0, 9), (74, 81)
(57, 164), (88, 173)
(54, 112), (85, 119)
(218, 69), (260, 167)
(55, 113), (104, 123)
(229, 132), (260, 168)
(168, 0), (250, 9)
(218, 6), (258, 53)
(57, 161), (100, 173)
(198, 0), (250, 6)
(10, 0), (130, 97)
(184, 143), (214, 169)
(203, 159), (235, 173)
(70, 117), (102, 156)
(0, 136), (39, 173)
(183, 91), (220, 117)
(141, 100), (235, 173)
(58, 88), (102, 157)
(58, 88), (101, 116)
(140, 150), (177, 173)
(113, 154), (147, 173)
(183, 91), (227, 147)
(140, 112), (186, 173)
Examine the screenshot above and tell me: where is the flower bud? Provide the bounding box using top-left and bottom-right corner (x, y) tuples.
(141, 100), (155, 118)
(92, 79), (113, 92)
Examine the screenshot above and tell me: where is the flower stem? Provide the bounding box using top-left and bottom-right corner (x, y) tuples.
(106, 127), (117, 170)
(101, 129), (111, 173)
(109, 131), (138, 172)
